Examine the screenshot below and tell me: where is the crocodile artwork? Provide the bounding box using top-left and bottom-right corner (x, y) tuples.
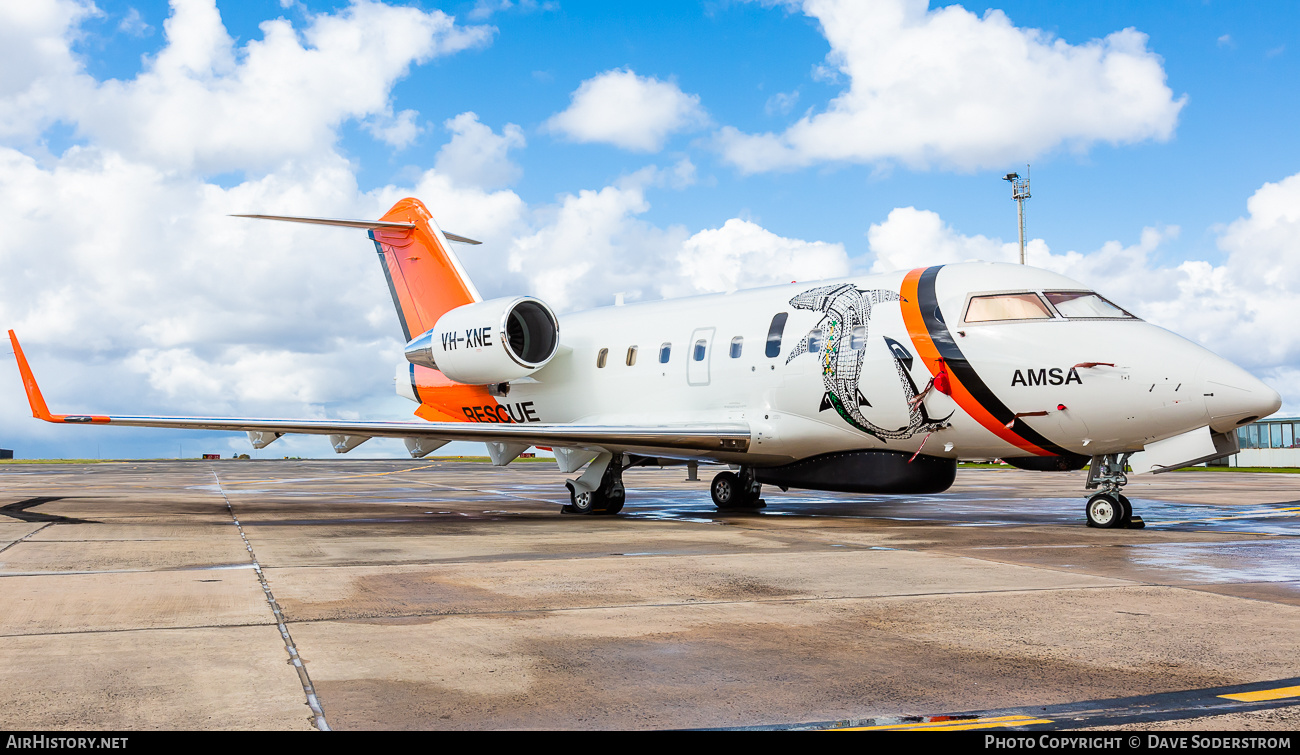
(785, 283), (951, 440)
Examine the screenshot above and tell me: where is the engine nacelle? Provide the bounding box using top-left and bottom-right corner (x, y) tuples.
(403, 296), (559, 385)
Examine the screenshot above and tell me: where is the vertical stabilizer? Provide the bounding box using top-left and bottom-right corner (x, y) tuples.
(370, 198), (481, 340)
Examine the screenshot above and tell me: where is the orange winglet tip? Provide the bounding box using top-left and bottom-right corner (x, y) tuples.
(8, 330), (54, 421)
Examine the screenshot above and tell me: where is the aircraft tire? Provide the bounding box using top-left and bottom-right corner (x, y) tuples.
(1085, 493), (1124, 529)
(565, 481), (601, 515)
(1118, 494), (1133, 524)
(601, 495), (625, 515)
(711, 471), (742, 510)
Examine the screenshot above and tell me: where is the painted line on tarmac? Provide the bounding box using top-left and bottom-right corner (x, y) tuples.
(211, 468), (330, 732)
(1220, 684), (1300, 703)
(734, 676), (1300, 731)
(831, 714), (1054, 731)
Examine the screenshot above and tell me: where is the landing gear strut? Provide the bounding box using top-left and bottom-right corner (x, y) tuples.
(563, 453), (625, 515)
(1084, 453), (1144, 529)
(711, 466), (765, 511)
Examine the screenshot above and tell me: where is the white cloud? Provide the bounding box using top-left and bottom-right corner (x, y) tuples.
(0, 0), (494, 172)
(364, 108), (422, 149)
(765, 90), (799, 116)
(434, 112), (526, 189)
(505, 165), (846, 312)
(0, 0), (99, 142)
(468, 0), (558, 21)
(545, 68), (708, 152)
(664, 219), (849, 298)
(718, 0), (1186, 172)
(118, 8), (153, 37)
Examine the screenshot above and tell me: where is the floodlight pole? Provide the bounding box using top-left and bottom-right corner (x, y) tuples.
(1003, 166), (1031, 264)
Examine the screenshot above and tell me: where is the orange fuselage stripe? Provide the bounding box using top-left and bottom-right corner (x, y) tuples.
(900, 268), (1052, 456)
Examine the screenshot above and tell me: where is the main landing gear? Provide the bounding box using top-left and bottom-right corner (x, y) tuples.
(1084, 453), (1145, 529)
(563, 452), (626, 515)
(711, 466), (765, 512)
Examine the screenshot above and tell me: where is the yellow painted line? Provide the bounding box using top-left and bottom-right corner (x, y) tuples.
(1219, 685), (1300, 702)
(217, 462), (443, 485)
(919, 719), (1054, 731)
(832, 714), (1051, 731)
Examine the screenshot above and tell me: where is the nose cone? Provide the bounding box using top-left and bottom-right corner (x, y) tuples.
(1199, 357), (1282, 432)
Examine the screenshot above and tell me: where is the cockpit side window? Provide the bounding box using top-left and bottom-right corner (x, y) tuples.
(964, 293), (1053, 323)
(1043, 291), (1135, 319)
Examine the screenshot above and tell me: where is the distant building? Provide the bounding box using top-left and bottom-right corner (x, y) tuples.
(0, 449), (12, 460)
(1210, 416), (1300, 468)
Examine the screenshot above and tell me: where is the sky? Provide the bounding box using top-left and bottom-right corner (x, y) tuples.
(1, 0), (1298, 459)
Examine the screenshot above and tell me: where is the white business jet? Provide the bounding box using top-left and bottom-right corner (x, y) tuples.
(9, 198), (1281, 528)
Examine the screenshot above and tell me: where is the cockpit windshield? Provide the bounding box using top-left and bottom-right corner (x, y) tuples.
(964, 293), (1053, 323)
(964, 290), (1138, 323)
(1043, 291), (1134, 319)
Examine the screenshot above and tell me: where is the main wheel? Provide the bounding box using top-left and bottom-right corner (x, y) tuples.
(601, 493), (625, 515)
(1086, 493), (1124, 528)
(1118, 494), (1133, 524)
(711, 471), (741, 509)
(565, 481), (602, 515)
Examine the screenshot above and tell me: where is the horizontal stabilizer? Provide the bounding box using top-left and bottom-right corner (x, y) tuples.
(231, 214), (482, 244)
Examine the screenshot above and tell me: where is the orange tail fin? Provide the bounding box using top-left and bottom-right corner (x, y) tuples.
(371, 198), (480, 340)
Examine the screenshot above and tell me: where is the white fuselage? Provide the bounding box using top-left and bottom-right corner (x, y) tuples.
(400, 262), (1279, 466)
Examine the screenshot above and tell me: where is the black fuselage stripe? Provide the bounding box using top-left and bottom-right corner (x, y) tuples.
(370, 231), (413, 342)
(917, 266), (1073, 456)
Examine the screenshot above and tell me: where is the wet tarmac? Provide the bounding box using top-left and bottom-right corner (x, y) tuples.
(0, 460), (1297, 730)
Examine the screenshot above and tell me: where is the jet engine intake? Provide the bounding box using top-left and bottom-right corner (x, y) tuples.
(404, 296), (559, 385)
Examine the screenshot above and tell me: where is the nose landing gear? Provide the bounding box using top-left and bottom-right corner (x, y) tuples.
(1084, 453), (1144, 529)
(711, 466), (765, 511)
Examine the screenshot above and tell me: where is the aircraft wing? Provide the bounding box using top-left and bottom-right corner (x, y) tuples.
(8, 331), (749, 455)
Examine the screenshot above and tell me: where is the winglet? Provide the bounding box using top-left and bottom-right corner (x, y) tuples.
(8, 330), (54, 421)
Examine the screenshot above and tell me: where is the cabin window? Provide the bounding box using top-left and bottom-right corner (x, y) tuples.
(765, 312), (788, 358)
(597, 348), (608, 368)
(1043, 291), (1135, 319)
(729, 336), (743, 358)
(626, 346), (638, 366)
(807, 329), (824, 353)
(964, 293), (1053, 323)
(659, 342), (671, 363)
(849, 325), (867, 350)
(693, 339), (707, 361)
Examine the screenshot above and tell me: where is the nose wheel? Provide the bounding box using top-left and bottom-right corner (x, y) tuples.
(1084, 454), (1144, 529)
(1085, 493), (1132, 528)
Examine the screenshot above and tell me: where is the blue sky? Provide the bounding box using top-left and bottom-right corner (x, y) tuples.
(2, 0), (1298, 458)
(65, 0), (1300, 261)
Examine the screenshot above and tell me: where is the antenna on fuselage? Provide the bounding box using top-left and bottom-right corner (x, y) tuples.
(1002, 166), (1031, 264)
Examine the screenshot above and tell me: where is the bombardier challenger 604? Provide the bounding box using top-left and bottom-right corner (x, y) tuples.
(9, 198), (1281, 528)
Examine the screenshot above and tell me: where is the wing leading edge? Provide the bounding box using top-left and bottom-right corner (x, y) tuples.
(8, 331), (750, 456)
